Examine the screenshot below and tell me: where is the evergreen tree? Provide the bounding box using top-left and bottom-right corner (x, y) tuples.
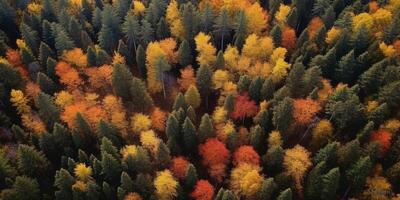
(54, 169), (74, 199)
(233, 10), (247, 50)
(303, 66), (322, 95)
(277, 188), (292, 200)
(112, 63), (134, 102)
(321, 167), (340, 200)
(198, 113), (214, 143)
(272, 97), (293, 134)
(38, 42), (54, 67)
(122, 14), (141, 51)
(305, 161), (326, 200)
(52, 24), (75, 55)
(378, 81), (400, 110)
(260, 77), (275, 101)
(270, 25), (282, 46)
(314, 142), (339, 167)
(182, 117), (197, 154)
(263, 145), (284, 175)
(181, 2), (200, 43)
(17, 144), (49, 178)
(184, 164), (198, 190)
(215, 50), (225, 69)
(199, 2), (214, 33)
(117, 40), (132, 65)
(130, 77), (154, 112)
(196, 64), (212, 107)
(214, 9), (231, 50)
(136, 45), (146, 77)
(20, 23), (39, 55)
(345, 156), (372, 194)
(224, 94), (235, 114)
(155, 57), (171, 99)
(120, 172), (135, 193)
(156, 142), (171, 169)
(140, 19), (154, 47)
(222, 190), (237, 200)
(97, 120), (122, 148)
(35, 92), (60, 128)
(259, 178), (277, 200)
(178, 39), (193, 67)
(101, 152), (122, 184)
(156, 17), (170, 40)
(383, 11), (400, 44)
(249, 125), (264, 153)
(68, 17), (82, 47)
(2, 176), (41, 200)
(41, 0), (57, 22)
(37, 72), (57, 95)
(286, 62), (305, 98)
(186, 106), (197, 124)
(353, 25), (370, 56)
(237, 75), (251, 93)
(248, 76), (263, 102)
(100, 137), (119, 159)
(184, 85), (201, 109)
(173, 92), (187, 111)
(87, 46), (97, 66)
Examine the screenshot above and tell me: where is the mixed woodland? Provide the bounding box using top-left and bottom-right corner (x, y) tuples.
(1, 0), (400, 199)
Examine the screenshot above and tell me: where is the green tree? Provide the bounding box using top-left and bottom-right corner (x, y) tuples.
(100, 137), (119, 159)
(17, 144), (49, 178)
(136, 45), (147, 77)
(54, 169), (74, 200)
(156, 17), (170, 40)
(263, 145), (284, 175)
(184, 164), (198, 190)
(37, 72), (57, 95)
(378, 81), (400, 110)
(314, 142), (339, 167)
(233, 10), (247, 50)
(184, 85), (201, 109)
(321, 167), (340, 200)
(156, 142), (171, 169)
(1, 176), (41, 200)
(259, 178), (277, 200)
(237, 75), (251, 93)
(196, 64), (212, 108)
(155, 57), (171, 99)
(140, 19), (154, 47)
(67, 17), (82, 47)
(305, 161), (326, 200)
(249, 76), (263, 102)
(198, 113), (214, 143)
(97, 120), (122, 148)
(123, 14), (140, 51)
(178, 39), (193, 67)
(173, 92), (187, 111)
(87, 46), (97, 66)
(99, 5), (120, 53)
(199, 2), (214, 33)
(183, 117), (197, 154)
(120, 172), (134, 193)
(112, 63), (133, 102)
(52, 24), (75, 55)
(277, 188), (292, 200)
(260, 77), (275, 101)
(273, 97), (293, 134)
(270, 25), (282, 46)
(38, 42), (54, 67)
(345, 156), (372, 194)
(214, 9), (231, 50)
(286, 62), (305, 98)
(20, 23), (39, 55)
(181, 2), (200, 43)
(101, 153), (122, 185)
(130, 77), (154, 112)
(338, 139), (361, 169)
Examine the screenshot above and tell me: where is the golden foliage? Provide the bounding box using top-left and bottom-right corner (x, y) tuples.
(242, 34), (274, 62)
(366, 100), (379, 113)
(270, 47), (287, 66)
(154, 170), (178, 200)
(62, 48), (87, 68)
(85, 65), (113, 90)
(223, 45), (239, 69)
(27, 3), (42, 14)
(213, 106), (228, 124)
(146, 42), (167, 93)
(159, 38), (178, 64)
(317, 79), (334, 104)
(326, 27), (342, 44)
(217, 120), (235, 142)
(212, 70), (230, 89)
(308, 17), (324, 40)
(132, 1), (146, 15)
(55, 91), (74, 107)
(271, 58), (291, 83)
(178, 66), (196, 91)
(195, 32), (217, 66)
(362, 175), (392, 200)
(353, 13), (374, 32)
(10, 89), (31, 115)
(229, 163), (261, 197)
(21, 114), (46, 134)
(382, 119), (400, 134)
(241, 169), (264, 198)
(283, 145), (312, 192)
(131, 113), (152, 134)
(74, 163), (92, 181)
(120, 145), (138, 160)
(56, 61), (83, 90)
(112, 52), (126, 65)
(379, 42), (396, 57)
(72, 180), (87, 191)
(124, 192), (143, 200)
(245, 2), (268, 35)
(275, 4), (291, 25)
(140, 130), (161, 155)
(372, 8), (392, 31)
(293, 98), (321, 125)
(268, 130), (283, 147)
(311, 119), (333, 149)
(166, 0), (185, 39)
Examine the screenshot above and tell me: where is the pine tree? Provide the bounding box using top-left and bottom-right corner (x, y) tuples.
(155, 57), (171, 99)
(130, 77), (154, 112)
(196, 64), (212, 108)
(378, 81), (400, 110)
(338, 139), (361, 169)
(102, 152), (122, 184)
(199, 2), (214, 33)
(305, 161), (326, 199)
(97, 120), (122, 148)
(259, 178), (277, 200)
(233, 10), (247, 50)
(120, 172), (135, 193)
(80, 31), (93, 50)
(53, 24), (75, 55)
(270, 25), (282, 46)
(181, 2), (200, 43)
(277, 188), (292, 200)
(123, 14), (141, 51)
(183, 117), (197, 154)
(383, 11), (400, 44)
(237, 75), (251, 93)
(35, 92), (60, 128)
(117, 40), (132, 65)
(100, 137), (119, 159)
(184, 85), (201, 109)
(263, 145), (284, 175)
(320, 167), (340, 200)
(156, 17), (170, 40)
(222, 190), (237, 200)
(286, 62), (305, 97)
(37, 72), (57, 95)
(140, 19), (155, 47)
(224, 94), (234, 114)
(345, 156), (372, 194)
(156, 141), (171, 169)
(273, 97), (293, 134)
(2, 176), (41, 200)
(249, 76), (263, 102)
(68, 17), (82, 48)
(112, 63), (133, 102)
(178, 39), (193, 67)
(99, 4), (120, 53)
(87, 46), (97, 66)
(214, 9), (231, 50)
(260, 78), (275, 101)
(54, 169), (74, 199)
(353, 25), (370, 56)
(38, 42), (54, 67)
(198, 114), (214, 143)
(136, 45), (146, 77)
(20, 23), (39, 55)
(186, 106), (196, 124)
(41, 0), (57, 22)
(185, 164), (198, 190)
(173, 92), (187, 111)
(17, 144), (49, 178)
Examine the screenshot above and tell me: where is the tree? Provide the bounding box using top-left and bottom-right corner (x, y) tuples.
(231, 93), (258, 122)
(311, 119), (333, 150)
(123, 15), (140, 51)
(196, 64), (212, 107)
(345, 156), (372, 194)
(156, 142), (171, 169)
(370, 129), (392, 153)
(321, 167), (340, 200)
(130, 113), (152, 134)
(35, 92), (60, 128)
(248, 77), (263, 102)
(198, 114), (214, 143)
(233, 145), (260, 166)
(195, 32), (216, 66)
(184, 85), (201, 109)
(177, 40), (193, 67)
(20, 23), (39, 55)
(245, 2), (268, 35)
(191, 180), (214, 200)
(178, 66), (195, 91)
(259, 178), (277, 200)
(214, 9), (231, 50)
(199, 2), (215, 33)
(129, 77), (154, 112)
(185, 164), (198, 190)
(183, 117), (198, 154)
(292, 98), (321, 125)
(136, 45), (146, 77)
(112, 63), (134, 102)
(140, 20), (155, 46)
(283, 145), (312, 193)
(2, 176), (41, 200)
(273, 97), (293, 134)
(17, 144), (49, 178)
(101, 152), (122, 184)
(199, 139), (230, 182)
(277, 188), (292, 200)
(154, 170), (178, 200)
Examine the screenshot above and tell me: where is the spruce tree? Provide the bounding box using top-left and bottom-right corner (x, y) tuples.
(38, 42), (54, 67)
(272, 97), (293, 134)
(3, 176), (41, 200)
(196, 64), (212, 107)
(130, 77), (154, 112)
(321, 167), (340, 200)
(41, 0), (57, 22)
(199, 2), (215, 33)
(263, 145), (284, 175)
(286, 62), (305, 98)
(186, 106), (196, 123)
(182, 117), (197, 154)
(214, 9), (231, 50)
(122, 14), (141, 51)
(260, 77), (275, 101)
(140, 19), (154, 47)
(35, 92), (60, 128)
(277, 188), (292, 200)
(37, 72), (57, 95)
(120, 172), (135, 192)
(54, 169), (74, 199)
(233, 10), (247, 50)
(68, 17), (82, 47)
(101, 152), (122, 185)
(117, 40), (132, 65)
(259, 178), (277, 200)
(177, 39), (193, 67)
(17, 144), (49, 178)
(156, 142), (171, 169)
(378, 81), (400, 110)
(224, 94), (234, 114)
(185, 164), (198, 190)
(20, 23), (39, 55)
(345, 156), (372, 194)
(173, 92), (187, 111)
(181, 2), (200, 43)
(305, 161), (326, 200)
(156, 17), (170, 40)
(270, 25), (282, 46)
(87, 46), (97, 66)
(136, 45), (146, 77)
(198, 114), (214, 143)
(215, 50), (225, 69)
(237, 75), (251, 93)
(52, 24), (75, 55)
(97, 120), (122, 148)
(184, 85), (201, 109)
(112, 63), (133, 102)
(248, 76), (263, 102)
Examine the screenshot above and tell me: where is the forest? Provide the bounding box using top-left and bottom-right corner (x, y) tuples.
(0, 0), (400, 199)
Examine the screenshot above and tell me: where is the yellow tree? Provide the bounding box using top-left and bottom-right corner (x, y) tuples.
(283, 145), (312, 194)
(154, 170), (178, 200)
(131, 113), (152, 134)
(271, 58), (291, 82)
(242, 34), (274, 62)
(195, 32), (217, 66)
(275, 4), (291, 25)
(212, 70), (230, 90)
(185, 85), (201, 109)
(10, 89), (31, 114)
(166, 0), (185, 39)
(146, 42), (168, 93)
(245, 2), (268, 35)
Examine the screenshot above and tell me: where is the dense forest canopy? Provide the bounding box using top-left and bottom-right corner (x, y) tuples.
(0, 0), (400, 199)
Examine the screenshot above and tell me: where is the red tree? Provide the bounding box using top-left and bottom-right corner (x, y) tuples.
(199, 138), (230, 182)
(281, 27), (297, 52)
(231, 93), (258, 121)
(170, 156), (189, 180)
(191, 180), (214, 200)
(370, 129), (392, 153)
(233, 145), (260, 166)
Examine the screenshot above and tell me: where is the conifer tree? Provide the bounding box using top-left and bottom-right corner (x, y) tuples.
(98, 5), (120, 54)
(136, 45), (146, 77)
(270, 25), (282, 46)
(101, 152), (122, 184)
(17, 144), (49, 178)
(173, 92), (187, 111)
(249, 76), (263, 102)
(198, 114), (214, 143)
(123, 14), (141, 51)
(35, 92), (60, 128)
(87, 46), (97, 66)
(273, 97), (293, 134)
(181, 2), (200, 43)
(196, 64), (212, 108)
(305, 161), (326, 199)
(20, 23), (39, 55)
(259, 178), (277, 200)
(53, 25), (75, 55)
(214, 9), (231, 50)
(321, 167), (340, 200)
(178, 39), (193, 67)
(37, 72), (57, 95)
(199, 2), (214, 33)
(263, 145), (284, 175)
(215, 50), (225, 69)
(183, 117), (197, 154)
(54, 169), (74, 199)
(185, 164), (198, 190)
(156, 142), (171, 169)
(38, 42), (54, 67)
(2, 176), (41, 200)
(68, 17), (82, 47)
(130, 77), (154, 112)
(41, 0), (57, 22)
(184, 85), (201, 109)
(117, 40), (132, 65)
(140, 19), (155, 47)
(345, 156), (372, 194)
(277, 188), (292, 200)
(233, 10), (247, 50)
(156, 17), (170, 40)
(112, 63), (133, 102)
(120, 172), (134, 193)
